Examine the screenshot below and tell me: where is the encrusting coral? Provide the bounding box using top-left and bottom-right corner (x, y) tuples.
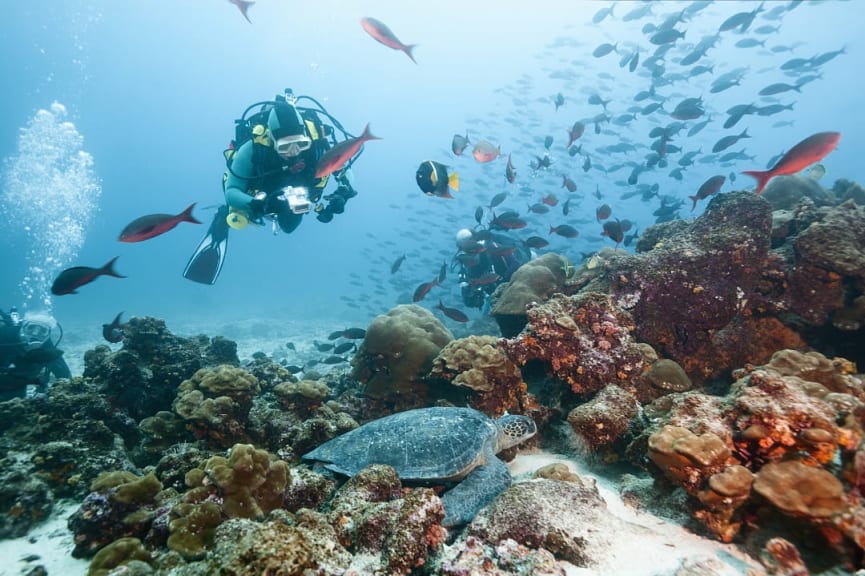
(428, 335), (528, 415)
(172, 365), (261, 448)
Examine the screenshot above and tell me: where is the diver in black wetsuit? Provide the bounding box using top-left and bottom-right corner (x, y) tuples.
(0, 308), (71, 400)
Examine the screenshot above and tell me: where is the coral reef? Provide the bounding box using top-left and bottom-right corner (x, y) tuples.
(172, 365), (261, 448)
(490, 252), (572, 338)
(500, 292), (648, 397)
(351, 304), (453, 403)
(428, 335), (529, 415)
(83, 316), (238, 422)
(636, 349), (865, 557)
(761, 175), (834, 210)
(68, 471), (163, 558)
(87, 537), (153, 576)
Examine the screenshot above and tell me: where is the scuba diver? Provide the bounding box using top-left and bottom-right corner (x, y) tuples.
(184, 89), (361, 285)
(0, 307), (71, 400)
(453, 228), (531, 310)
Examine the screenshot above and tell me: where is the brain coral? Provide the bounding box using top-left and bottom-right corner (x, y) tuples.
(351, 305), (453, 402)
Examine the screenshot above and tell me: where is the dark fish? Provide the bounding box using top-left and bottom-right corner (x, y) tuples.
(391, 254), (406, 274)
(119, 203), (201, 242)
(229, 0), (254, 23)
(596, 203), (612, 222)
(413, 277), (439, 302)
(562, 198), (571, 216)
(532, 155), (551, 170)
(593, 43), (617, 58)
(489, 213), (527, 230)
(416, 160), (459, 198)
(689, 175), (726, 211)
(321, 355), (348, 365)
(505, 154), (517, 184)
(543, 135), (554, 150)
(582, 155), (592, 172)
(602, 220), (625, 247)
(474, 206), (484, 225)
(436, 300), (469, 323)
(314, 341), (335, 352)
(438, 260), (447, 283)
(522, 236), (549, 249)
(328, 327), (366, 340)
(742, 131), (841, 194)
(451, 132), (470, 155)
(285, 364), (303, 374)
(488, 191), (508, 209)
(712, 129), (750, 154)
(759, 82), (801, 96)
(360, 17), (417, 63)
(528, 203), (550, 214)
(285, 342), (296, 351)
(102, 312), (125, 344)
(561, 175), (577, 192)
(549, 224), (579, 239)
(671, 98), (704, 121)
(567, 121), (585, 147)
(333, 341), (357, 355)
(650, 28), (685, 45)
(51, 256), (125, 295)
(553, 92), (565, 111)
(718, 3), (764, 33)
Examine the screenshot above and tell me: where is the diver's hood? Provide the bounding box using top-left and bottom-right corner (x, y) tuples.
(268, 102), (306, 140)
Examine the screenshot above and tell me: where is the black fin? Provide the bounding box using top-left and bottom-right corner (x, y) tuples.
(183, 206), (229, 285)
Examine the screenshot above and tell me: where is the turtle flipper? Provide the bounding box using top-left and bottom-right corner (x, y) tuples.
(441, 456), (511, 527)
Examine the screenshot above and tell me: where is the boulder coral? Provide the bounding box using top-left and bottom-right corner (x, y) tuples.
(351, 305), (453, 402)
(428, 335), (528, 415)
(500, 292), (647, 397)
(490, 252), (572, 338)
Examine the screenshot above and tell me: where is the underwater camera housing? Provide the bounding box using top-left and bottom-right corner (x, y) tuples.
(282, 186), (311, 214)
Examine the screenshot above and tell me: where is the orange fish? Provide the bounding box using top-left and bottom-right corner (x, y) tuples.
(472, 140), (502, 163)
(228, 0), (254, 23)
(360, 17), (417, 64)
(742, 131), (841, 194)
(315, 124), (380, 179)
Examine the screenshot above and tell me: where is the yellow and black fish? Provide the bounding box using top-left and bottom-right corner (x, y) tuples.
(416, 160), (459, 199)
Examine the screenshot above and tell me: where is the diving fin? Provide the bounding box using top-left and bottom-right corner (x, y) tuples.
(183, 205), (229, 285)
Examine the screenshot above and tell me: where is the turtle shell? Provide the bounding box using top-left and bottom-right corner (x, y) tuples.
(302, 406), (498, 481)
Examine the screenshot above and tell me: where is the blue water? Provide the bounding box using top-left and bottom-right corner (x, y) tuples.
(1, 1), (860, 352)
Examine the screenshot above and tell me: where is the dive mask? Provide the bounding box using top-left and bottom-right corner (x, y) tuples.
(275, 134), (312, 158)
(19, 316), (55, 350)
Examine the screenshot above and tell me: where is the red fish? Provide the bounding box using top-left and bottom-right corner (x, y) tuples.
(561, 175), (577, 192)
(602, 220), (625, 247)
(360, 17), (417, 64)
(228, 0), (254, 23)
(689, 175), (726, 211)
(470, 272), (501, 287)
(51, 256), (125, 295)
(119, 203), (201, 242)
(542, 193), (559, 207)
(436, 300), (469, 323)
(315, 124), (381, 179)
(413, 277), (439, 302)
(742, 131), (841, 194)
(472, 140), (502, 163)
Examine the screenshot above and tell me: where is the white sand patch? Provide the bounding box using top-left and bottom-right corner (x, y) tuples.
(0, 500), (88, 576)
(508, 453), (762, 575)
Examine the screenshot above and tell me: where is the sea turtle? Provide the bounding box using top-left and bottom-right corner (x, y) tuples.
(302, 406), (537, 527)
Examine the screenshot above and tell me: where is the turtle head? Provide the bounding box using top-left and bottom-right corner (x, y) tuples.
(494, 413), (537, 451)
